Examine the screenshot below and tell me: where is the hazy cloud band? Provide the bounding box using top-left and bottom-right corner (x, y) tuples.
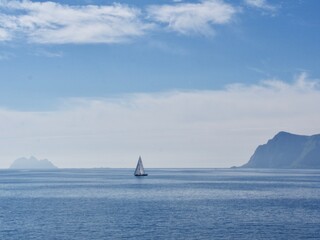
(0, 73), (319, 168)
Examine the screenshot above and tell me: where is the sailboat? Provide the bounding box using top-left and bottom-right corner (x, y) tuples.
(134, 156), (148, 176)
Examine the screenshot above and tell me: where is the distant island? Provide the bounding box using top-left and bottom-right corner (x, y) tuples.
(242, 131), (320, 169)
(10, 156), (58, 169)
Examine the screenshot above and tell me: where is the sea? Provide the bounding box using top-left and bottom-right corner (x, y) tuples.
(0, 168), (319, 239)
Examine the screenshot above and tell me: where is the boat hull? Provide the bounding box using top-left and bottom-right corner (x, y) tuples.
(134, 174), (148, 176)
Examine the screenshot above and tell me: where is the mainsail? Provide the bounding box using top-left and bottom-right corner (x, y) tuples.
(134, 156), (148, 176)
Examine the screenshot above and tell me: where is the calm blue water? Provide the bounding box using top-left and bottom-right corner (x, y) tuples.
(0, 168), (320, 239)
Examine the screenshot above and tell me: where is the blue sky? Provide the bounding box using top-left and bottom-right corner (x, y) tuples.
(0, 0), (319, 168)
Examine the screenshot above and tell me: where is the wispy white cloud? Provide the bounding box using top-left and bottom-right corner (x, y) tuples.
(0, 0), (279, 44)
(0, 0), (238, 44)
(244, 0), (278, 13)
(147, 0), (237, 36)
(0, 0), (152, 44)
(0, 73), (319, 168)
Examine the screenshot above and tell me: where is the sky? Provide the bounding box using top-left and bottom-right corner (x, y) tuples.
(0, 0), (319, 168)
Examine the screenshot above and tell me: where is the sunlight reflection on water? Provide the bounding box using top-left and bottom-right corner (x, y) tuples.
(0, 168), (319, 239)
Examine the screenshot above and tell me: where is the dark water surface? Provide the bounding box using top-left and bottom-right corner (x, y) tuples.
(0, 168), (319, 239)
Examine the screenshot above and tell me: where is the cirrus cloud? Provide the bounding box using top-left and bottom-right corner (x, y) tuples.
(0, 0), (153, 44)
(147, 0), (237, 36)
(0, 0), (239, 44)
(244, 0), (278, 13)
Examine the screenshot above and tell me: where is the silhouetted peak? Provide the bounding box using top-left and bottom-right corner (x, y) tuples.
(273, 131), (298, 138)
(242, 132), (320, 169)
(10, 156), (58, 169)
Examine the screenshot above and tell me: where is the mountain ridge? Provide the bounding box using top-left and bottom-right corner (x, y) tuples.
(242, 131), (320, 169)
(10, 156), (58, 169)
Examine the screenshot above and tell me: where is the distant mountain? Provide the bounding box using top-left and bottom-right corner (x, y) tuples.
(242, 131), (320, 169)
(10, 156), (58, 169)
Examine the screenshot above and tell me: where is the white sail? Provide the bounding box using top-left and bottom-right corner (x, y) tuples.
(134, 156), (147, 176)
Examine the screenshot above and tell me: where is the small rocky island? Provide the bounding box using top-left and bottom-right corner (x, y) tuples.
(10, 156), (58, 169)
(242, 131), (320, 169)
